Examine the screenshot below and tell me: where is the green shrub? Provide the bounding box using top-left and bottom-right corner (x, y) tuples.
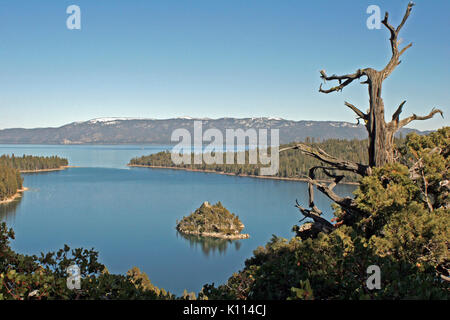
(200, 128), (449, 300)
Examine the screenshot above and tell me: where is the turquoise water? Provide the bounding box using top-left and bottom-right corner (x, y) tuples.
(0, 145), (356, 294)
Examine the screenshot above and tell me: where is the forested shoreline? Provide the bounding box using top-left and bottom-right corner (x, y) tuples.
(129, 138), (384, 183)
(0, 166), (23, 202)
(0, 155), (68, 172)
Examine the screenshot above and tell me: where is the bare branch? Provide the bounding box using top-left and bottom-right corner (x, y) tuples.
(345, 101), (368, 121)
(408, 148), (444, 211)
(295, 200), (334, 233)
(307, 166), (345, 214)
(396, 2), (415, 33)
(398, 108), (444, 128)
(303, 176), (356, 210)
(320, 69), (363, 82)
(319, 69), (365, 93)
(381, 2), (415, 79)
(309, 166), (344, 190)
(391, 100), (407, 123)
(399, 42), (413, 57)
(307, 167), (322, 215)
(280, 144), (371, 176)
(292, 162), (361, 238)
(382, 12), (396, 42)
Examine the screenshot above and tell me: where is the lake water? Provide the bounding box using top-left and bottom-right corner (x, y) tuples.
(0, 144), (356, 295)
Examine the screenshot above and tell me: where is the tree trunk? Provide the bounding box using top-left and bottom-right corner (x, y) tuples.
(367, 71), (392, 167)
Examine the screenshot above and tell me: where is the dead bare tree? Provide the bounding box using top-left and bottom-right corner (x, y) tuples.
(320, 2), (442, 167)
(282, 2), (444, 239)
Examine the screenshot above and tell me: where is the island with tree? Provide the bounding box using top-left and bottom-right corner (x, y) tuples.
(176, 201), (249, 240)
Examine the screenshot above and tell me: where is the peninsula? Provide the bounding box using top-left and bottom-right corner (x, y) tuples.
(128, 138), (374, 183)
(0, 155), (69, 172)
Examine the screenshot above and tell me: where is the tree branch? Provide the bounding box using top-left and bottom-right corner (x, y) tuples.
(280, 144), (371, 176)
(319, 69), (365, 93)
(398, 108), (444, 128)
(303, 175), (356, 210)
(399, 42), (413, 57)
(288, 151), (366, 238)
(292, 161), (362, 238)
(381, 2), (415, 79)
(382, 12), (396, 43)
(307, 167), (322, 215)
(294, 200), (334, 233)
(396, 2), (415, 33)
(392, 100), (407, 122)
(307, 166), (345, 214)
(344, 101), (368, 122)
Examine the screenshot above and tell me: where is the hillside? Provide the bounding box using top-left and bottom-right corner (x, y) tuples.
(0, 117), (425, 145)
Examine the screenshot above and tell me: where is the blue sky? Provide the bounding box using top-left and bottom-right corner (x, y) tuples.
(0, 0), (448, 130)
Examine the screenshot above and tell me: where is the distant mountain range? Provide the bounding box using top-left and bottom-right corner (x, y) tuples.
(0, 117), (428, 145)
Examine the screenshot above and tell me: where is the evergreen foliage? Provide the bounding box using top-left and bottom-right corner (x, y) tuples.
(0, 154), (68, 171)
(0, 222), (175, 300)
(0, 166), (23, 202)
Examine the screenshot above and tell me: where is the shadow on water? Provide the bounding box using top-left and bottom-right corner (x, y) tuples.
(176, 231), (242, 257)
(0, 197), (22, 223)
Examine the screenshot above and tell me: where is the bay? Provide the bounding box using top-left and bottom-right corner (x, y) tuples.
(0, 144), (356, 295)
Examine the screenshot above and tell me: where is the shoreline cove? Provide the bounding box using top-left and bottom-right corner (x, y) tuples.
(128, 164), (359, 185)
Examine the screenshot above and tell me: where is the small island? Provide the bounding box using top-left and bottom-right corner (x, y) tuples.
(176, 201), (249, 240)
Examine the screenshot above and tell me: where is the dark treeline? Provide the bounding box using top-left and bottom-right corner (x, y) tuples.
(0, 154), (68, 171)
(0, 166), (23, 201)
(130, 138), (401, 182)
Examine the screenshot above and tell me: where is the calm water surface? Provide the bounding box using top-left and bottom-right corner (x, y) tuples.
(0, 144), (356, 294)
